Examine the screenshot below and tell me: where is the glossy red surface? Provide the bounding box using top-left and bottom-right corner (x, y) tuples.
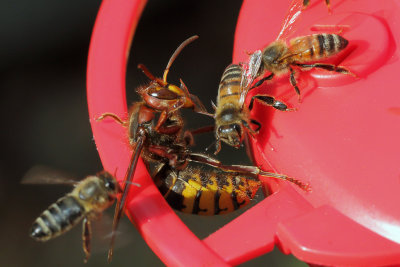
(88, 0), (400, 266)
(208, 0), (400, 265)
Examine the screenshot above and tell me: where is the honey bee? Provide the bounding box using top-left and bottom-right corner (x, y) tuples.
(214, 61), (293, 152)
(27, 170), (120, 262)
(253, 33), (353, 97)
(97, 37), (310, 261)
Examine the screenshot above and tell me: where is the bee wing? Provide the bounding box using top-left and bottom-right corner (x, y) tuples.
(239, 50), (262, 108)
(276, 0), (304, 40)
(89, 211), (134, 255)
(21, 165), (79, 185)
(108, 135), (146, 262)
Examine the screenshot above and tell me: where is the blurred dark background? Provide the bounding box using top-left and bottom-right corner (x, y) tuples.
(0, 0), (306, 266)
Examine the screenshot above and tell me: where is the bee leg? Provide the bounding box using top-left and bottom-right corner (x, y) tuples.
(249, 95), (295, 112)
(214, 139), (222, 155)
(250, 119), (262, 132)
(242, 120), (259, 136)
(96, 113), (127, 126)
(295, 63), (356, 77)
(289, 66), (301, 101)
(189, 125), (215, 135)
(82, 217), (92, 263)
(303, 0), (310, 7)
(187, 153), (311, 191)
(250, 73), (274, 90)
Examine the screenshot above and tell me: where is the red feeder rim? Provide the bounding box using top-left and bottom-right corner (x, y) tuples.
(87, 0), (400, 266)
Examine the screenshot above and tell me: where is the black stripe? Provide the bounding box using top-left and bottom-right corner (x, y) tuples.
(224, 64), (242, 73)
(214, 172), (229, 215)
(56, 196), (84, 225)
(317, 34), (325, 56)
(308, 36), (314, 57)
(221, 72), (241, 82)
(156, 179), (170, 197)
(214, 191), (223, 215)
(165, 179), (186, 211)
(220, 92), (240, 99)
(40, 213), (59, 234)
(327, 34), (335, 53)
(338, 35), (348, 50)
(49, 205), (69, 230)
(192, 189), (207, 214)
(231, 190), (240, 210)
(219, 80), (241, 88)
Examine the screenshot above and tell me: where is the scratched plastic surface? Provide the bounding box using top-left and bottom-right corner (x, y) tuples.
(87, 0), (400, 266)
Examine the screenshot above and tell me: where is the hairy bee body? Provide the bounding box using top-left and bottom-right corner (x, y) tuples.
(155, 164), (261, 215)
(260, 33), (348, 75)
(31, 194), (85, 241)
(215, 64), (250, 149)
(30, 173), (118, 242)
(289, 34), (348, 61)
(216, 64), (243, 109)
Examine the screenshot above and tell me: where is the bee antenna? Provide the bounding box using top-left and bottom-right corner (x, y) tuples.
(163, 35), (199, 82)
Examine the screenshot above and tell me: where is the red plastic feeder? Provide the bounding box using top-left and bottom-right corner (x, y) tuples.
(87, 0), (400, 266)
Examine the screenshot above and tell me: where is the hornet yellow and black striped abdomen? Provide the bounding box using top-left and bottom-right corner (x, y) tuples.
(155, 164), (261, 215)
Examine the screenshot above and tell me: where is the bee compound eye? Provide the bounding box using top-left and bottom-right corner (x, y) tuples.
(104, 178), (116, 191)
(233, 124), (241, 133)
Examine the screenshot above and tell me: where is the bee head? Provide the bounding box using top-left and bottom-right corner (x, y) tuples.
(216, 123), (243, 148)
(98, 172), (121, 196)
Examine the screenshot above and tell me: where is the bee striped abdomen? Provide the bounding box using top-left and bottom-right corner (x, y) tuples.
(30, 196), (84, 241)
(217, 64), (243, 105)
(289, 34), (348, 61)
(155, 164), (261, 216)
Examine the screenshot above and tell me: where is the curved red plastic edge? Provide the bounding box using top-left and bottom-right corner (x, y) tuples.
(87, 0), (228, 266)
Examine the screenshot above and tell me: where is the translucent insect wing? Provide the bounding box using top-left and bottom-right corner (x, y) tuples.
(239, 50), (262, 108)
(276, 0), (304, 40)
